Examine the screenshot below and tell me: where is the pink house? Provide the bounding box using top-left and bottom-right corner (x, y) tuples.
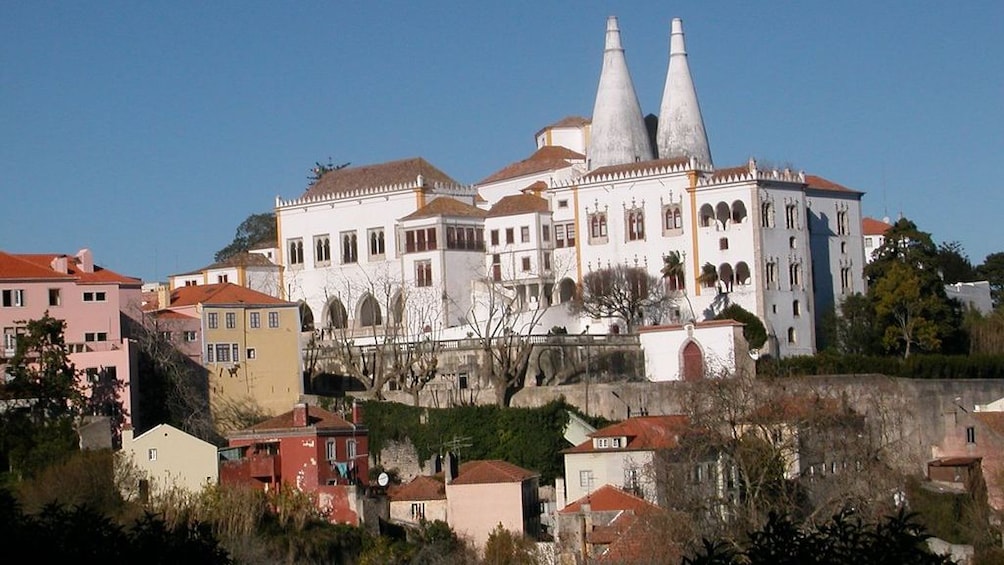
(445, 459), (541, 550)
(0, 248), (142, 430)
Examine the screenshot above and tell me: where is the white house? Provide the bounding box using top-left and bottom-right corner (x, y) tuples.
(121, 424), (218, 497)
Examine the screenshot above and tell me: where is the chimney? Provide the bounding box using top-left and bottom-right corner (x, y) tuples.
(157, 284), (171, 310)
(444, 451), (458, 484)
(352, 399), (363, 425)
(75, 248), (94, 273)
(293, 403), (309, 427)
(50, 255), (69, 274)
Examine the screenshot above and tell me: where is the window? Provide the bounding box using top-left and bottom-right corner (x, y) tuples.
(446, 225), (484, 251)
(521, 257), (531, 272)
(626, 208), (645, 241)
(785, 204), (798, 229)
(347, 440), (357, 460)
(48, 288), (61, 306)
(148, 448), (157, 461)
(159, 331), (172, 341)
(611, 437), (622, 448)
(588, 212), (607, 243)
(84, 332), (108, 342)
(206, 344), (214, 363)
(208, 312), (218, 329)
(287, 238), (304, 265)
(341, 231), (358, 263)
(232, 343), (240, 362)
(766, 260), (777, 289)
(793, 300), (801, 316)
(505, 228), (515, 244)
(789, 236), (797, 249)
(565, 223), (576, 246)
(217, 274), (228, 283)
(368, 228), (385, 258)
(787, 327), (797, 344)
(326, 440), (337, 461)
(521, 226), (530, 243)
(411, 503), (425, 520)
(841, 241), (848, 254)
(246, 347), (256, 360)
(555, 223), (576, 248)
(837, 210), (849, 236)
(579, 470), (594, 489)
(841, 267), (852, 294)
(557, 199), (568, 208)
(225, 312), (236, 329)
(3, 327), (18, 355)
(183, 331), (197, 342)
(314, 235), (331, 264)
(966, 426), (976, 444)
(215, 343), (231, 363)
(268, 311), (280, 328)
(249, 312), (260, 328)
(541, 224), (550, 242)
(416, 261), (433, 287)
(490, 229), (499, 246)
(719, 237), (729, 250)
(597, 438), (609, 448)
(761, 201), (774, 228)
(789, 262), (802, 288)
(663, 205), (683, 232)
(2, 289), (24, 308)
(543, 252), (551, 271)
(491, 254), (502, 282)
(404, 228), (437, 253)
(82, 291), (106, 303)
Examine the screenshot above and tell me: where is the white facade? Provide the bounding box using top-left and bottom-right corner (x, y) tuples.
(563, 449), (656, 506)
(638, 321), (747, 381)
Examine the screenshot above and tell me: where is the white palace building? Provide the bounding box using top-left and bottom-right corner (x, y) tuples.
(273, 17), (866, 380)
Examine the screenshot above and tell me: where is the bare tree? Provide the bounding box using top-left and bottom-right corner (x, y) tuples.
(575, 264), (669, 333)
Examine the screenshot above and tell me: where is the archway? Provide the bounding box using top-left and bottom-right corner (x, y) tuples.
(731, 200), (748, 223)
(326, 299), (348, 329)
(682, 341), (704, 382)
(358, 294), (382, 327)
(735, 261), (751, 286)
(558, 278), (577, 304)
(298, 301), (315, 332)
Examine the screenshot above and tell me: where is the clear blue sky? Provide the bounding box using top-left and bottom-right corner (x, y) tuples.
(3, 1), (1001, 282)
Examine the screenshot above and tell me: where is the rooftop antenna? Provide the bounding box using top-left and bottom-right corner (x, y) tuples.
(440, 435), (473, 460)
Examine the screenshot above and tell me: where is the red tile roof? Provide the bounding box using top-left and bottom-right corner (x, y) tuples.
(151, 310), (198, 320)
(478, 145), (584, 185)
(486, 194), (549, 218)
(535, 115), (590, 137)
(302, 157), (459, 199)
(563, 415), (690, 454)
(169, 282), (291, 307)
(388, 475), (446, 502)
(805, 174), (862, 194)
(582, 157), (691, 181)
(862, 216), (893, 236)
(241, 405), (357, 433)
(202, 252), (277, 271)
(595, 512), (682, 564)
(560, 484), (659, 515)
(450, 460), (537, 485)
(399, 197), (488, 221)
(1, 251), (140, 285)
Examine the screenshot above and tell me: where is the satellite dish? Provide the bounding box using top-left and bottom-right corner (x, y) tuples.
(377, 472), (389, 487)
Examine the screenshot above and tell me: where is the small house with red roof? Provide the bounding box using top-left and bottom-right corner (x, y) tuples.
(562, 415), (690, 505)
(169, 251), (282, 299)
(220, 401), (369, 524)
(387, 474), (447, 525)
(442, 458), (541, 550)
(0, 248), (142, 431)
(862, 216), (893, 263)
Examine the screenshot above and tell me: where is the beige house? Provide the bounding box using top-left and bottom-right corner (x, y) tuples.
(388, 474), (448, 525)
(446, 459), (540, 551)
(121, 424), (218, 497)
(159, 283), (302, 416)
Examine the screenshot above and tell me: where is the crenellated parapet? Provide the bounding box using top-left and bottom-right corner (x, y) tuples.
(698, 158), (805, 188)
(275, 179), (476, 209)
(552, 157), (698, 189)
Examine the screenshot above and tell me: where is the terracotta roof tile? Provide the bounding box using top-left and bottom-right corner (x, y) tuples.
(388, 475), (446, 502)
(5, 252), (140, 285)
(0, 251), (74, 280)
(535, 116), (590, 137)
(596, 512), (682, 564)
(201, 252), (277, 271)
(560, 484), (660, 514)
(486, 194), (549, 218)
(974, 412), (1004, 437)
(805, 174), (862, 194)
(862, 216), (893, 236)
(582, 157), (691, 181)
(399, 197), (487, 221)
(302, 157), (460, 199)
(563, 415), (690, 454)
(239, 405), (356, 433)
(450, 460), (537, 485)
(478, 146), (584, 185)
(169, 282), (292, 307)
(151, 310), (198, 320)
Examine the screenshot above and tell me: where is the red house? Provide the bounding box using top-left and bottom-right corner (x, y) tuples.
(219, 402), (369, 524)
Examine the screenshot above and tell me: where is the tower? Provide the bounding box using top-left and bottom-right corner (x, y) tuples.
(587, 16), (654, 170)
(656, 18), (712, 166)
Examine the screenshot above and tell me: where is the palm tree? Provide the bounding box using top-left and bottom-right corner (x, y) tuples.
(699, 262), (719, 289)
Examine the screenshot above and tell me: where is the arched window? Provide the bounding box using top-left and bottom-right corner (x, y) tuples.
(558, 278), (577, 304)
(793, 300), (801, 317)
(359, 295), (382, 327)
(761, 202), (774, 228)
(718, 263), (735, 293)
(731, 200), (748, 224)
(298, 301), (315, 332)
(626, 209), (645, 241)
(326, 299), (348, 329)
(735, 262), (751, 286)
(715, 202), (731, 228)
(787, 327), (797, 344)
(390, 292), (404, 326)
(699, 204), (715, 227)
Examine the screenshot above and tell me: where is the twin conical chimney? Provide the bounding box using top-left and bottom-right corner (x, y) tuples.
(657, 18), (712, 166)
(586, 16), (654, 170)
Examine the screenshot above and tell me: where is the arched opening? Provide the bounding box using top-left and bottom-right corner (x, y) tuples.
(298, 301), (315, 332)
(735, 261), (751, 286)
(731, 200), (747, 223)
(389, 292), (404, 326)
(715, 202), (731, 227)
(558, 278), (577, 304)
(699, 204), (715, 228)
(326, 299), (348, 329)
(718, 263), (735, 293)
(787, 327), (797, 343)
(358, 294), (382, 327)
(682, 341), (704, 382)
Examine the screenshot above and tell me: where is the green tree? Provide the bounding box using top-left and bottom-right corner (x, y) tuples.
(714, 304), (767, 349)
(935, 241), (976, 284)
(873, 262), (943, 357)
(829, 293), (880, 355)
(976, 252), (1004, 307)
(482, 524), (541, 565)
(0, 314), (85, 478)
(214, 212), (278, 262)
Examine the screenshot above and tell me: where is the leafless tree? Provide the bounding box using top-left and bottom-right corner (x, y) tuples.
(575, 264), (669, 333)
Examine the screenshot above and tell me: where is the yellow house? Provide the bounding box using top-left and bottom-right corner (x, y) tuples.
(166, 283), (302, 416)
(121, 424), (218, 497)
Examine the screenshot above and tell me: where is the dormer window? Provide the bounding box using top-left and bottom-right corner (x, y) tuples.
(596, 438), (609, 449)
(611, 437), (622, 448)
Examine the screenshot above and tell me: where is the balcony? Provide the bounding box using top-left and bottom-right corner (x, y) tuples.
(249, 454), (280, 479)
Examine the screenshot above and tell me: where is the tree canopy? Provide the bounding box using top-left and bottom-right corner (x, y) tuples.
(577, 264), (667, 332)
(214, 212), (277, 263)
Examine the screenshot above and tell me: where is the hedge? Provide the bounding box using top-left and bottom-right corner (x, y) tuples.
(758, 352), (1004, 380)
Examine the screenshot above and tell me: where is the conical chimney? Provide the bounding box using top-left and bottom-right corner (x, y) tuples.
(587, 16), (654, 170)
(656, 18), (712, 166)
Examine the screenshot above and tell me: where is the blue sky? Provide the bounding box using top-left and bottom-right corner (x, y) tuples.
(3, 1), (1002, 282)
